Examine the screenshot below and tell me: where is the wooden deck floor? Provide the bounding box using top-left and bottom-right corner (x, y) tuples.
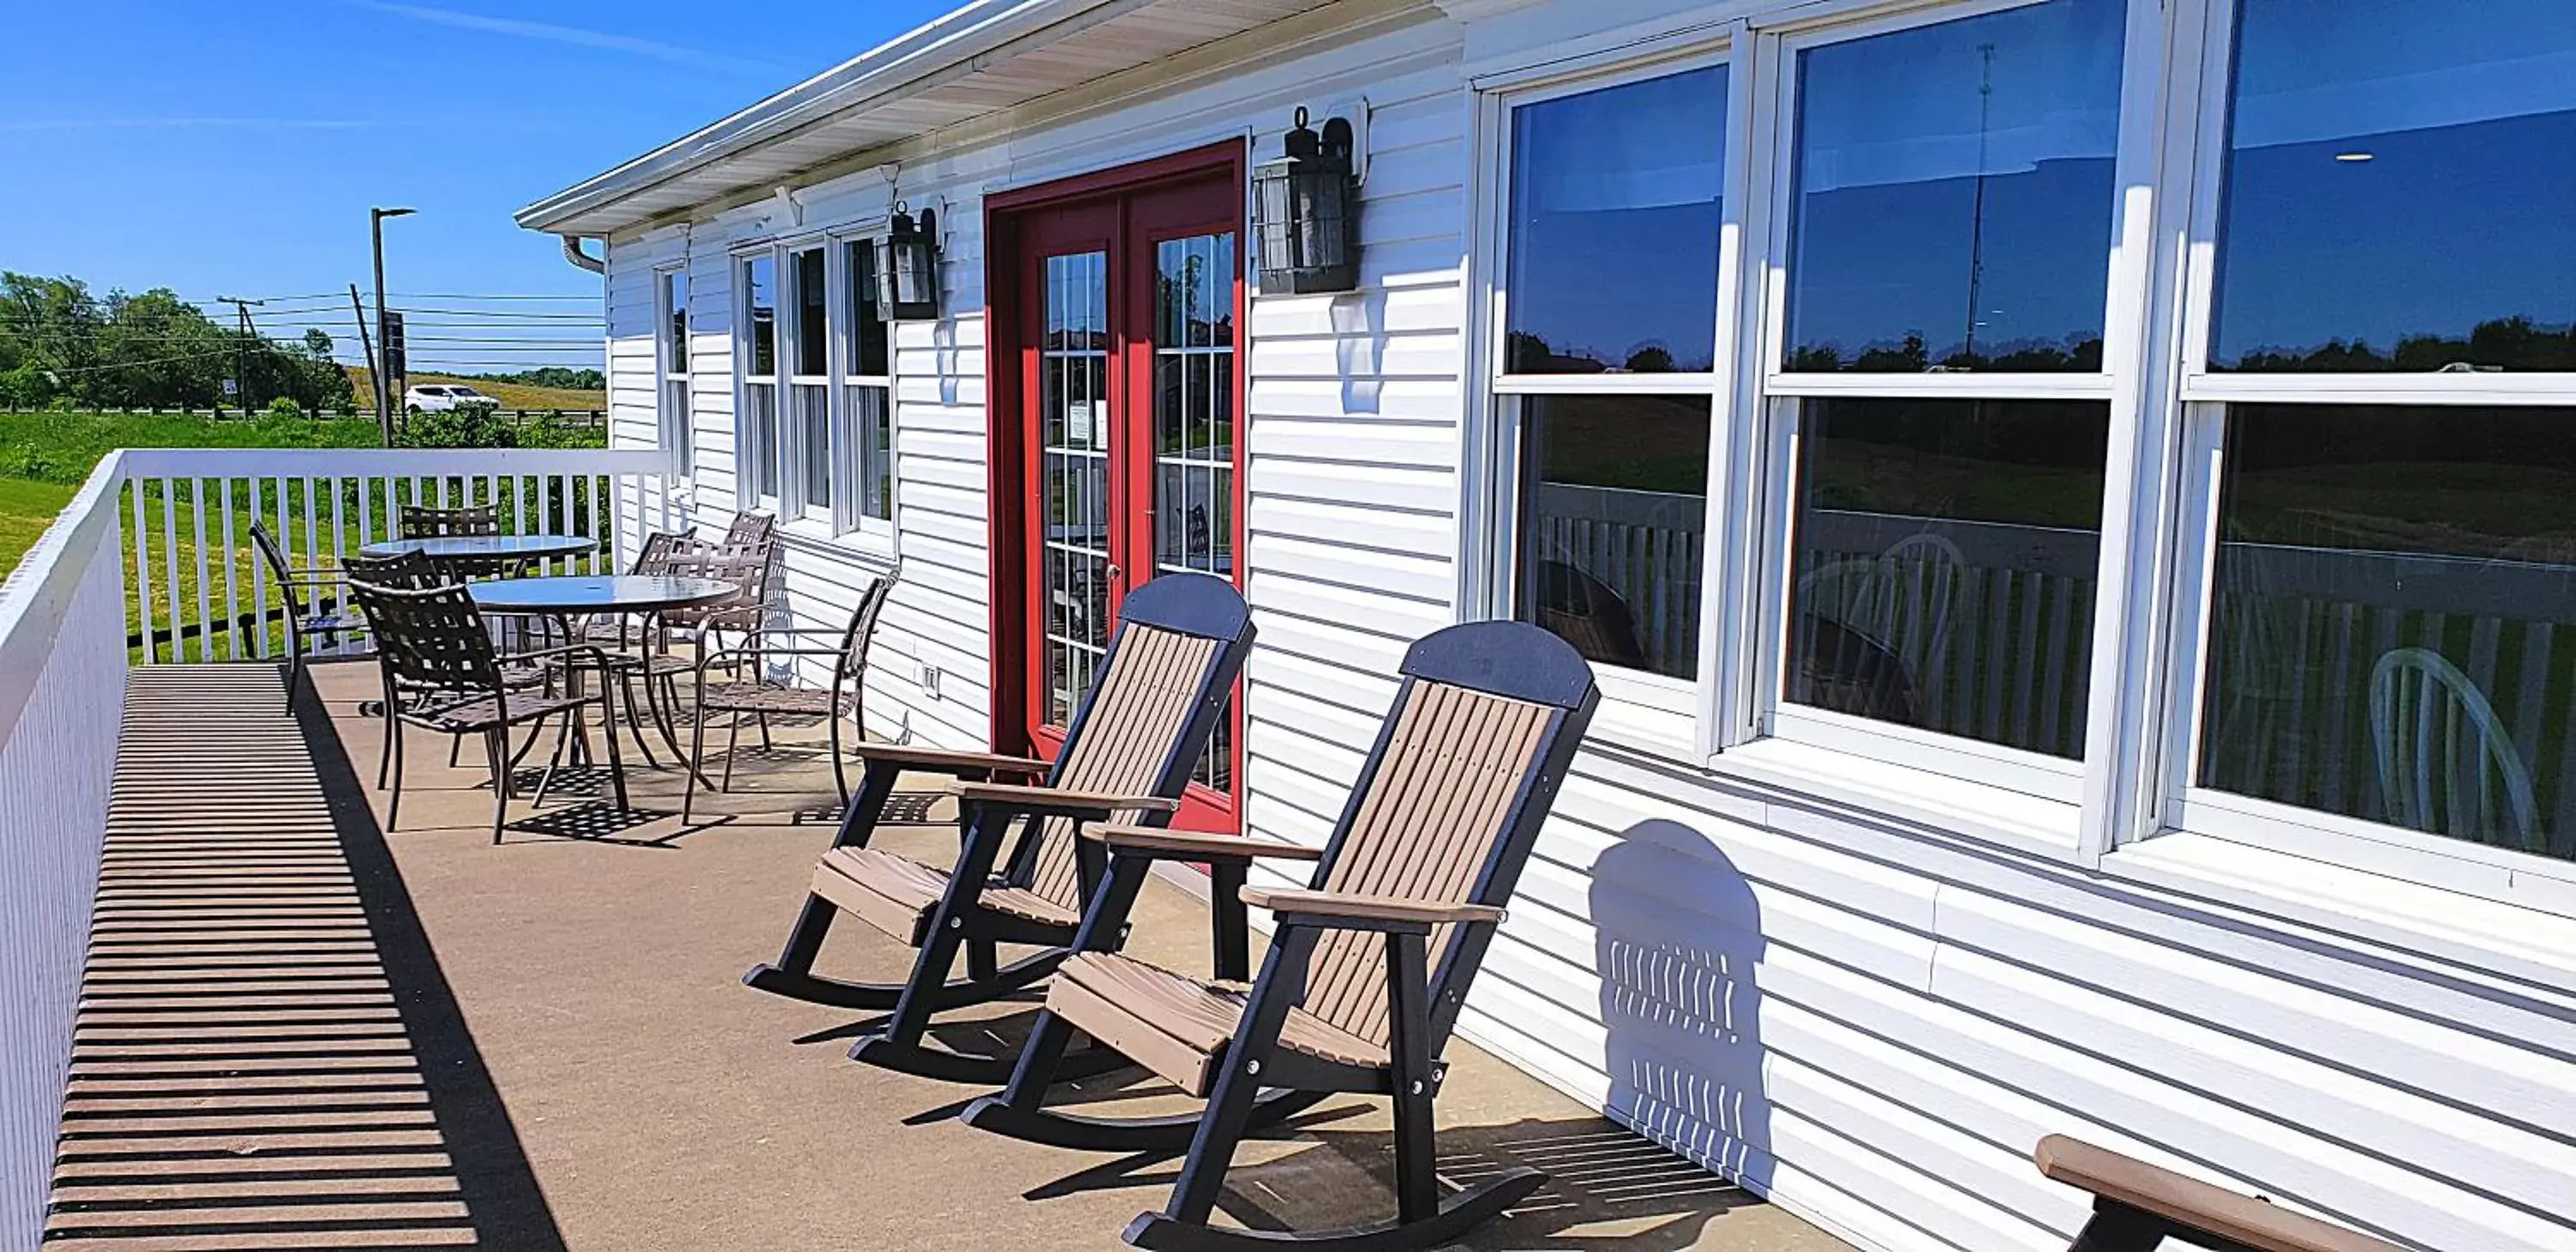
(46, 667), (544, 1249)
(43, 663), (1850, 1251)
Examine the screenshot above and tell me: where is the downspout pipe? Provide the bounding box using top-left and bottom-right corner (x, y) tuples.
(562, 235), (605, 274)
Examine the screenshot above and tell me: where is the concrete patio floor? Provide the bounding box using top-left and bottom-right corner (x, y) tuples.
(52, 659), (1853, 1251)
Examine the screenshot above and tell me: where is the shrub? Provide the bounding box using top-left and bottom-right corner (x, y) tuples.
(398, 404), (518, 449)
(266, 396), (304, 419)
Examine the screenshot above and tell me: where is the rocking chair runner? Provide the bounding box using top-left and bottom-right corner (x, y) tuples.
(2035, 1136), (2408, 1252)
(741, 572), (1258, 1085)
(960, 620), (1600, 1252)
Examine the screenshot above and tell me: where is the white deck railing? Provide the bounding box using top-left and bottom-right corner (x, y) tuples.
(0, 446), (669, 1249)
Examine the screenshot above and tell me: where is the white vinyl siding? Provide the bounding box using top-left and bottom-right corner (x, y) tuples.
(587, 4), (2576, 1251)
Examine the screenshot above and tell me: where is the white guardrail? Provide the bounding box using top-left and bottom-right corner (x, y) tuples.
(0, 447), (670, 1249)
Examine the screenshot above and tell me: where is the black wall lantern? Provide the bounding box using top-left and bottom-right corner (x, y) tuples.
(1252, 108), (1359, 295)
(878, 201), (942, 320)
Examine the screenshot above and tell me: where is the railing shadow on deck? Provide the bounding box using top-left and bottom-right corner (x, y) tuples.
(287, 680), (568, 1249)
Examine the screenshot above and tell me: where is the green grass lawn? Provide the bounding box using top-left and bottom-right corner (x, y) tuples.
(0, 477), (76, 577)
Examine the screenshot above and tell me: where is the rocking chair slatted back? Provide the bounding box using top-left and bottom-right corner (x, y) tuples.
(1027, 625), (1223, 909)
(995, 574), (1250, 915)
(398, 504), (502, 538)
(347, 580), (504, 698)
(1296, 623), (1597, 1051)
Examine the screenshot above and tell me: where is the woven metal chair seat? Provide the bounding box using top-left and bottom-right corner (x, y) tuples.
(699, 681), (835, 714)
(1049, 951), (1385, 1097)
(809, 848), (1078, 942)
(408, 690), (589, 733)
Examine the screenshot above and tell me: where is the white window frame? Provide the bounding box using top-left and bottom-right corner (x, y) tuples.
(832, 229), (898, 547)
(1468, 37), (1752, 757)
(2129, 0), (2576, 912)
(733, 245), (782, 512)
(1461, 0), (2576, 921)
(781, 237), (836, 529)
(655, 264), (692, 479)
(1733, 0), (2161, 809)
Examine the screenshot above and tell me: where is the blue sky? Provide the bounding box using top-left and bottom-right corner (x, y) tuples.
(0, 0), (958, 370)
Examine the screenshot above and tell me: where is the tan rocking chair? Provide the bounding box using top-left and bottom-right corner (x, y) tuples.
(742, 572), (1257, 1085)
(961, 620), (1601, 1252)
(2036, 1137), (2409, 1252)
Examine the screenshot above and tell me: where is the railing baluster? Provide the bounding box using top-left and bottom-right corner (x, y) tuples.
(128, 480), (153, 666)
(189, 478), (212, 664)
(216, 477), (239, 662)
(157, 478), (179, 666)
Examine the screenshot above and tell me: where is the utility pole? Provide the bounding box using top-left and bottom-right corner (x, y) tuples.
(1961, 42), (1996, 367)
(349, 284), (386, 443)
(216, 295), (266, 416)
(370, 206), (416, 433)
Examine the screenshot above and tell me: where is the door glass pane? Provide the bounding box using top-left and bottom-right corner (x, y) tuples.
(2198, 404), (2576, 859)
(793, 247), (828, 377)
(743, 255), (777, 379)
(1784, 0), (2124, 373)
(1042, 251), (1111, 727)
(1153, 233), (1237, 792)
(1783, 398), (2108, 758)
(1517, 393), (1709, 680)
(1504, 65), (1728, 374)
(2210, 0), (2576, 372)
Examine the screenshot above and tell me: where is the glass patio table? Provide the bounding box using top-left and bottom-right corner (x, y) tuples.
(468, 575), (741, 779)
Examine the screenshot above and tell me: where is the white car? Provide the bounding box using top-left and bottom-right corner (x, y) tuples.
(404, 384), (500, 415)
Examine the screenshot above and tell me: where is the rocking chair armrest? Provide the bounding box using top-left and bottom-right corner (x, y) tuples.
(952, 781), (1181, 819)
(1238, 886), (1504, 933)
(1084, 824), (1323, 863)
(2033, 1136), (2409, 1252)
(846, 743), (1050, 778)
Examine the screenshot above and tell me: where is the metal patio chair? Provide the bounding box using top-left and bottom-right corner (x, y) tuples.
(348, 576), (629, 843)
(682, 566), (896, 822)
(398, 503), (502, 538)
(725, 509), (777, 548)
(2035, 1136), (2407, 1252)
(249, 522), (381, 714)
(741, 572), (1255, 1086)
(960, 620), (1600, 1252)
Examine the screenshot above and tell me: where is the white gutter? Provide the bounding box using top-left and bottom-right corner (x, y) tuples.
(514, 0), (1123, 234)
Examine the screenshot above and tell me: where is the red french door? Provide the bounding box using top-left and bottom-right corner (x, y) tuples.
(991, 146), (1245, 832)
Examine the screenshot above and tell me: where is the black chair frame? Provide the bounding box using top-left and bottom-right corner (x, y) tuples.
(742, 573), (1257, 1086)
(962, 622), (1601, 1252)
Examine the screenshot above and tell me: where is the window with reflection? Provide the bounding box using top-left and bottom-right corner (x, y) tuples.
(793, 247), (828, 378)
(659, 270), (690, 477)
(1504, 65), (1727, 374)
(1783, 398), (2107, 757)
(2197, 404), (2576, 859)
(740, 254), (779, 501)
(844, 240), (893, 526)
(2211, 1), (2576, 373)
(1784, 0), (2123, 374)
(1501, 63), (1730, 686)
(1516, 394), (1710, 680)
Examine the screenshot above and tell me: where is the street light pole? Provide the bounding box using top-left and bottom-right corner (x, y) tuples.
(369, 207), (415, 441)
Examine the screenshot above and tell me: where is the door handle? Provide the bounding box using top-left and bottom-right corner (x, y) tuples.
(1106, 562), (1123, 586)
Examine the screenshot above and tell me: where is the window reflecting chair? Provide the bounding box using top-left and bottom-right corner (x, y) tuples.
(2368, 647), (2543, 854)
(2035, 1136), (2408, 1252)
(682, 566), (896, 822)
(347, 576), (628, 843)
(1531, 558), (1650, 671)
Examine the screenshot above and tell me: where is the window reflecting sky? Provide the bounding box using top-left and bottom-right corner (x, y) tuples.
(1785, 0), (2124, 373)
(1504, 66), (1728, 374)
(2212, 0), (2576, 371)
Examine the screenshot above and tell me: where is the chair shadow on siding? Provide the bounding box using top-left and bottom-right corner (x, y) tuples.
(1593, 819), (1776, 1199)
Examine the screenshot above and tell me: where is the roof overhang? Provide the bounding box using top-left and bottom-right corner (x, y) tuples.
(517, 0), (1350, 237)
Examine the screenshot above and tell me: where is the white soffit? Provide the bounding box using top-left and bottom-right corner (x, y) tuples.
(518, 0), (1340, 235)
